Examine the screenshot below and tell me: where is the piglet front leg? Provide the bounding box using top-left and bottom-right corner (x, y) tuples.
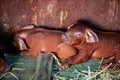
(61, 50), (91, 69)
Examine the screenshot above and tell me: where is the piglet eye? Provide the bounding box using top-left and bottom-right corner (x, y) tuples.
(74, 32), (82, 38)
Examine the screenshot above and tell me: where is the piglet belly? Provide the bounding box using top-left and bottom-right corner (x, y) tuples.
(92, 50), (114, 59)
(40, 45), (57, 52)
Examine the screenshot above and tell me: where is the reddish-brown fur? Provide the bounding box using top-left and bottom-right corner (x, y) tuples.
(0, 50), (9, 73)
(14, 25), (77, 66)
(62, 22), (120, 68)
(14, 25), (47, 50)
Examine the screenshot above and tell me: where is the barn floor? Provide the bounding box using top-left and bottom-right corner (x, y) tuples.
(0, 53), (120, 80)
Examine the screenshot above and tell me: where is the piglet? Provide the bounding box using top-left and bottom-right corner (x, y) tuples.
(0, 50), (9, 73)
(61, 22), (120, 69)
(14, 26), (78, 68)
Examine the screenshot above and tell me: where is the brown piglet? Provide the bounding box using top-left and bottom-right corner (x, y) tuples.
(62, 22), (120, 68)
(14, 25), (78, 68)
(0, 50), (9, 73)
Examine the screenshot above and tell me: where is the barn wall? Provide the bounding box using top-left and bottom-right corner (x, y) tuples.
(0, 0), (120, 31)
(37, 0), (120, 30)
(0, 0), (120, 51)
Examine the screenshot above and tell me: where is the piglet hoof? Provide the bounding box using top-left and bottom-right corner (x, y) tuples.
(100, 64), (110, 69)
(5, 66), (10, 72)
(100, 63), (120, 69)
(61, 62), (70, 69)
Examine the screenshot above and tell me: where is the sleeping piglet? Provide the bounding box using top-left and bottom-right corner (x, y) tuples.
(0, 50), (9, 73)
(13, 25), (47, 50)
(13, 26), (77, 64)
(61, 22), (120, 69)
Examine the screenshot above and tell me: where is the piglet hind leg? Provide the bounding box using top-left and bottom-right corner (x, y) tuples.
(100, 45), (120, 69)
(100, 56), (120, 69)
(20, 49), (38, 57)
(112, 50), (120, 69)
(61, 50), (90, 69)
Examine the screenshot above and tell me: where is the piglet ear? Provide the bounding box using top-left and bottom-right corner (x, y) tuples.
(18, 38), (28, 50)
(85, 29), (99, 43)
(21, 24), (35, 30)
(67, 24), (74, 30)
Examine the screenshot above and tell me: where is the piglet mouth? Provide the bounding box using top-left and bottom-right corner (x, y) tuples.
(61, 34), (71, 43)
